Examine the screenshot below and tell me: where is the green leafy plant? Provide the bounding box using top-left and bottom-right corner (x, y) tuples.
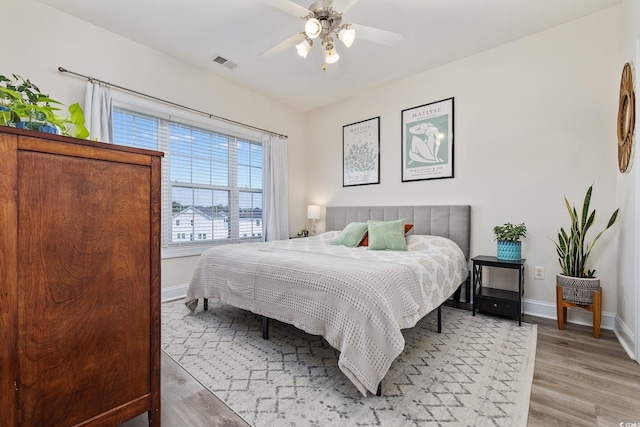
(0, 74), (89, 139)
(493, 222), (527, 242)
(553, 185), (619, 278)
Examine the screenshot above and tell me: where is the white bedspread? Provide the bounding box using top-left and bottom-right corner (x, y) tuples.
(185, 231), (467, 396)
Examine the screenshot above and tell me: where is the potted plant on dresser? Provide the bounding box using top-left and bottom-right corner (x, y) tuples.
(493, 222), (527, 261)
(553, 185), (618, 306)
(0, 73), (89, 138)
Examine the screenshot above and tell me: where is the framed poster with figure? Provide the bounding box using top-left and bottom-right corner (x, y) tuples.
(343, 116), (380, 187)
(401, 97), (454, 182)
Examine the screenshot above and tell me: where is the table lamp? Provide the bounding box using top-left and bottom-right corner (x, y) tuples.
(307, 205), (321, 235)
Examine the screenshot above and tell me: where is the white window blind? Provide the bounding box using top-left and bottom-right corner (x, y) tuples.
(112, 104), (263, 258)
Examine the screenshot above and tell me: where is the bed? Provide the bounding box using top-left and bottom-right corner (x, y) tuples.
(185, 205), (470, 396)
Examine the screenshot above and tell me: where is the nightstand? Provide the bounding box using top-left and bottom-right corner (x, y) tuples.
(472, 255), (525, 326)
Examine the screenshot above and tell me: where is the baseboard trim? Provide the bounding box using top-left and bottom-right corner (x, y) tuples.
(162, 284), (189, 303)
(523, 298), (616, 330)
(614, 315), (637, 360)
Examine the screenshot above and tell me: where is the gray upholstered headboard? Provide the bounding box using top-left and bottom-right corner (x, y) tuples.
(325, 205), (471, 259)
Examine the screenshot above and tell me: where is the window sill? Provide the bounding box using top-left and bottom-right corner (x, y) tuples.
(161, 239), (262, 259)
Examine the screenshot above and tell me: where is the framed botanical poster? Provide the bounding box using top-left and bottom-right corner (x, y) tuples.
(401, 97), (454, 182)
(343, 116), (380, 186)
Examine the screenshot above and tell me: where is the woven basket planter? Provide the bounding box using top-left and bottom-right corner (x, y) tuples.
(557, 274), (600, 305)
(496, 240), (521, 261)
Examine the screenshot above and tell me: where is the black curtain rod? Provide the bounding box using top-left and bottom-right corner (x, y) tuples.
(58, 66), (288, 139)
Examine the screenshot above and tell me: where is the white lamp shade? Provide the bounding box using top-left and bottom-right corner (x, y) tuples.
(305, 18), (322, 39)
(307, 205), (321, 220)
(323, 44), (339, 64)
(295, 39), (312, 58)
(338, 28), (356, 48)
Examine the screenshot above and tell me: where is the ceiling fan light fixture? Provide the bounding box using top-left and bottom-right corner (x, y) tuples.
(295, 38), (313, 58)
(305, 18), (322, 39)
(323, 42), (339, 64)
(338, 27), (356, 48)
(260, 0), (403, 70)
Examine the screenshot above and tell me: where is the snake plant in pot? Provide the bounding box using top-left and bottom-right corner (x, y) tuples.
(493, 222), (527, 261)
(553, 185), (618, 304)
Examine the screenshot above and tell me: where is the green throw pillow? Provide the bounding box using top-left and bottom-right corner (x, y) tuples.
(331, 222), (369, 247)
(367, 219), (408, 251)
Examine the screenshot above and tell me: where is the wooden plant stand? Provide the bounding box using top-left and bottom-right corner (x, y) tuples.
(556, 285), (602, 338)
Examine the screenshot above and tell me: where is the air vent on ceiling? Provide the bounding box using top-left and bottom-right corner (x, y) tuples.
(211, 55), (237, 70)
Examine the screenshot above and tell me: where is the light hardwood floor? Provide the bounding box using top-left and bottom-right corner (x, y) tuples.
(121, 314), (640, 426)
(528, 316), (640, 426)
(120, 353), (250, 427)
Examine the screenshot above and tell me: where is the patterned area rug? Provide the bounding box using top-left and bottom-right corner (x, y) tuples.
(162, 299), (537, 427)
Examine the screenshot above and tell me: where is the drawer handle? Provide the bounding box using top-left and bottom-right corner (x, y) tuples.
(493, 303), (498, 308)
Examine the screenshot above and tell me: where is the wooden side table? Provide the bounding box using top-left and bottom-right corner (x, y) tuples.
(472, 255), (526, 326)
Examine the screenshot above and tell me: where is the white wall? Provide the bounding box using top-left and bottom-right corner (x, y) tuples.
(5, 0), (307, 289)
(616, 0), (640, 358)
(4, 1), (630, 329)
(305, 7), (622, 313)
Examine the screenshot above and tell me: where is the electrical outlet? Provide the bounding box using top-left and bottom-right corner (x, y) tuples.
(534, 266), (544, 280)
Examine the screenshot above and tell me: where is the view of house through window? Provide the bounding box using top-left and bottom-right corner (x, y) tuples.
(112, 107), (263, 252)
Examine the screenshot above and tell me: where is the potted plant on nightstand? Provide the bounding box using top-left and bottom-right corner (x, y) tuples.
(553, 185), (618, 305)
(493, 222), (527, 261)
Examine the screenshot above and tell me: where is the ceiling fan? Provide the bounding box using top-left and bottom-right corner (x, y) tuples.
(260, 0), (402, 69)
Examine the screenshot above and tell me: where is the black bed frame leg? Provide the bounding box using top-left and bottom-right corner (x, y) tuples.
(203, 298), (208, 311)
(261, 316), (269, 340)
(374, 305), (440, 398)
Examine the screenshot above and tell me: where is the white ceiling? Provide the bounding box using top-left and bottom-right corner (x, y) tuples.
(38, 0), (619, 112)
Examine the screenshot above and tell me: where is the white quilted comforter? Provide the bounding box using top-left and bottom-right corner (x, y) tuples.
(185, 231), (467, 396)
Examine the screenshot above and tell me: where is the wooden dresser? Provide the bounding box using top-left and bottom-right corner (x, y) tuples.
(0, 127), (162, 426)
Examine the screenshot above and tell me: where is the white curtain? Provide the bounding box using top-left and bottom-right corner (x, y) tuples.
(84, 80), (113, 143)
(262, 134), (289, 241)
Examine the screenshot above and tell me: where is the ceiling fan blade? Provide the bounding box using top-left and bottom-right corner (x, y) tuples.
(350, 23), (402, 47)
(260, 33), (306, 59)
(261, 0), (311, 18)
(330, 0), (359, 13)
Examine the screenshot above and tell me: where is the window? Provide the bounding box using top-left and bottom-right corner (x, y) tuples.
(112, 104), (263, 258)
